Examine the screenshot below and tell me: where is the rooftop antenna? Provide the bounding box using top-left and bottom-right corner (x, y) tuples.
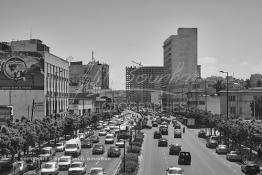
(92, 50), (95, 62)
(30, 27), (32, 39)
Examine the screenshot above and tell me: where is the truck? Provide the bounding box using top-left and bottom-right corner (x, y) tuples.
(64, 138), (81, 157)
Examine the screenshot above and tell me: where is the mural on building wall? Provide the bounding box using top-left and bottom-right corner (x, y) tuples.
(0, 52), (44, 90)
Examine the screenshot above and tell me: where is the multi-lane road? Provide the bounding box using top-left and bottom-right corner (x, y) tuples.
(139, 119), (245, 175)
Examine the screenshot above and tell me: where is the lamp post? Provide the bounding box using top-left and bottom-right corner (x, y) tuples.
(220, 71), (229, 120)
(123, 140), (126, 172)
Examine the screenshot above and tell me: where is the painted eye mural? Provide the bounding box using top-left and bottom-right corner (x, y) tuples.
(3, 57), (27, 80)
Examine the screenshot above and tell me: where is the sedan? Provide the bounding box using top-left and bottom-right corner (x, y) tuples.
(107, 146), (121, 157)
(226, 151), (242, 162)
(98, 130), (107, 136)
(216, 145), (228, 154)
(158, 138), (168, 147)
(68, 161), (87, 175)
(90, 136), (100, 143)
(241, 161), (260, 174)
(206, 139), (218, 148)
(92, 145), (105, 154)
(58, 156), (72, 170)
(198, 130), (206, 138)
(153, 131), (162, 139)
(40, 162), (59, 175)
(81, 139), (93, 148)
(115, 139), (125, 148)
(174, 130), (182, 138)
(166, 167), (184, 175)
(88, 167), (106, 175)
(55, 142), (65, 152)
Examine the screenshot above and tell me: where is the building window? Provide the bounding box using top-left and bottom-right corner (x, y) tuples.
(229, 96), (236, 101)
(230, 106), (236, 114)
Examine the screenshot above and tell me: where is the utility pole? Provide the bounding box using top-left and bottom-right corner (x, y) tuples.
(205, 79), (207, 113)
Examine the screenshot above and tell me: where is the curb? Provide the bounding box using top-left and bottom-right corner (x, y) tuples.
(137, 131), (147, 175)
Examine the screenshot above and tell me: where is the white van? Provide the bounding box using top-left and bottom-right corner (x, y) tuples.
(64, 138), (81, 157)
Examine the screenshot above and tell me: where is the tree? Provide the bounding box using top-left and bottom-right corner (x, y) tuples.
(257, 80), (262, 87)
(213, 80), (226, 95)
(244, 79), (251, 89)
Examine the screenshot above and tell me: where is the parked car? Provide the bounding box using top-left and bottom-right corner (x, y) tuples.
(92, 145), (105, 154)
(160, 127), (168, 135)
(40, 162), (59, 175)
(81, 139), (93, 148)
(178, 152), (191, 165)
(88, 167), (106, 175)
(158, 138), (168, 147)
(107, 146), (121, 157)
(68, 161), (87, 175)
(58, 156), (72, 170)
(90, 136), (100, 143)
(198, 130), (206, 138)
(98, 130), (107, 136)
(169, 144), (182, 155)
(39, 147), (55, 162)
(153, 131), (162, 139)
(105, 134), (115, 144)
(55, 142), (65, 152)
(206, 139), (218, 148)
(174, 129), (182, 138)
(226, 151), (242, 162)
(18, 161), (28, 175)
(216, 145), (228, 154)
(165, 167), (184, 175)
(241, 161), (260, 174)
(115, 139), (125, 148)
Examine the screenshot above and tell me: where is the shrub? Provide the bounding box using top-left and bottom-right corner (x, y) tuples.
(131, 141), (142, 147)
(127, 145), (141, 154)
(125, 160), (138, 173)
(125, 153), (139, 162)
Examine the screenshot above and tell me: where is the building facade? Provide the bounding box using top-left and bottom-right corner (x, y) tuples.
(0, 39), (69, 122)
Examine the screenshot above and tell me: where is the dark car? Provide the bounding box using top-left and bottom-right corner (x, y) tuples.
(160, 127), (168, 135)
(117, 132), (130, 140)
(152, 122), (158, 127)
(92, 145), (105, 154)
(90, 136), (100, 143)
(153, 131), (162, 139)
(24, 157), (40, 171)
(174, 124), (181, 129)
(206, 139), (218, 148)
(198, 130), (206, 138)
(174, 130), (182, 138)
(81, 139), (93, 148)
(158, 138), (168, 147)
(169, 144), (181, 155)
(241, 161), (260, 174)
(107, 146), (121, 157)
(178, 151), (191, 165)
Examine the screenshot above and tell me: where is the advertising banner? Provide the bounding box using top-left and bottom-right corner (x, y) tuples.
(0, 52), (44, 90)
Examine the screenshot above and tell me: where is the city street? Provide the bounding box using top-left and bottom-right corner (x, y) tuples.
(139, 120), (244, 175)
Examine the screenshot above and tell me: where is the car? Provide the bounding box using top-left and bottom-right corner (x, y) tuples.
(96, 124), (103, 130)
(206, 139), (218, 148)
(158, 138), (168, 147)
(24, 157), (41, 171)
(198, 130), (206, 138)
(117, 132), (129, 140)
(77, 133), (86, 141)
(241, 161), (260, 174)
(92, 145), (105, 154)
(153, 131), (162, 139)
(68, 161), (87, 175)
(85, 130), (94, 137)
(160, 127), (168, 135)
(169, 144), (182, 155)
(40, 162), (59, 175)
(174, 124), (181, 129)
(108, 130), (116, 137)
(98, 130), (107, 136)
(81, 139), (93, 148)
(18, 161), (28, 175)
(104, 126), (110, 132)
(226, 151), (242, 162)
(115, 139), (125, 148)
(178, 151), (191, 165)
(166, 167), (184, 175)
(55, 142), (65, 152)
(105, 134), (115, 144)
(174, 129), (182, 138)
(152, 122), (158, 127)
(216, 144), (228, 154)
(107, 146), (121, 157)
(39, 147), (55, 162)
(58, 156), (72, 170)
(90, 136), (100, 143)
(88, 167), (106, 175)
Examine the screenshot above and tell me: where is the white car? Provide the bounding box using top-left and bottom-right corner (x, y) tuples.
(115, 139), (125, 148)
(166, 167), (184, 175)
(226, 151), (242, 162)
(40, 162), (59, 175)
(105, 134), (115, 144)
(216, 144), (228, 154)
(88, 167), (106, 175)
(68, 161), (87, 175)
(39, 147), (55, 162)
(104, 126), (110, 132)
(58, 156), (72, 170)
(98, 130), (107, 136)
(55, 142), (65, 152)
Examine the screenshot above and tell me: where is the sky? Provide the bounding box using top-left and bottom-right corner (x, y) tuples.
(0, 0), (262, 90)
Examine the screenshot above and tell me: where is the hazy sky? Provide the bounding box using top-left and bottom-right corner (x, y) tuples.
(1, 0), (262, 89)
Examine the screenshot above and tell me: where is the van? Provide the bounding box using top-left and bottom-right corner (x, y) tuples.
(0, 158), (20, 175)
(39, 147), (55, 162)
(64, 138), (81, 157)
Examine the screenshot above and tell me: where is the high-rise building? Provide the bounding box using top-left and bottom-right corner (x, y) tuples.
(126, 66), (164, 103)
(0, 39), (69, 122)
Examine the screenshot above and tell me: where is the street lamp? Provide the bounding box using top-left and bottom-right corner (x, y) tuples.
(220, 71), (229, 120)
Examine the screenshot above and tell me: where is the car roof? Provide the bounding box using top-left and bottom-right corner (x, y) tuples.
(42, 147), (53, 150)
(60, 156), (71, 159)
(168, 167), (182, 170)
(45, 162), (56, 165)
(71, 161), (84, 164)
(90, 167), (103, 170)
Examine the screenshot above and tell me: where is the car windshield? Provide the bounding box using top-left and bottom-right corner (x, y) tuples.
(65, 144), (77, 148)
(106, 135), (113, 139)
(40, 149), (50, 154)
(44, 164), (53, 169)
(95, 145), (103, 149)
(169, 169), (183, 174)
(59, 158), (69, 162)
(56, 143), (63, 147)
(70, 163), (82, 168)
(90, 169), (103, 175)
(231, 151), (238, 154)
(180, 152), (190, 157)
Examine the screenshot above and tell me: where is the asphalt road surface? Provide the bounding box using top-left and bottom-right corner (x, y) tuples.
(139, 120), (245, 175)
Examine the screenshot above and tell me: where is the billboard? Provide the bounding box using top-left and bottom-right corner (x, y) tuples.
(0, 52), (44, 90)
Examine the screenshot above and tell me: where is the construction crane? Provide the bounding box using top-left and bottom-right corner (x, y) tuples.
(132, 60), (143, 67)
